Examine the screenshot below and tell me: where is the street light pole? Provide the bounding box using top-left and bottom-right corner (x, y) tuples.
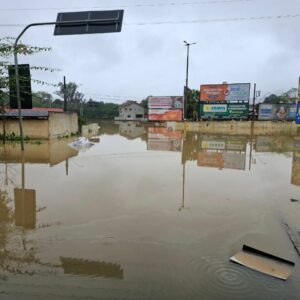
(13, 17), (122, 151)
(183, 41), (196, 120)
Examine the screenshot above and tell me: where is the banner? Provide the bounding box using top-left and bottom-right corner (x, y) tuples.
(258, 103), (297, 121)
(148, 96), (183, 109)
(199, 103), (249, 119)
(200, 85), (227, 102)
(200, 83), (250, 102)
(148, 109), (183, 121)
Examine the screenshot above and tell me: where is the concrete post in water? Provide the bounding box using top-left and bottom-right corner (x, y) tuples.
(64, 76), (67, 112)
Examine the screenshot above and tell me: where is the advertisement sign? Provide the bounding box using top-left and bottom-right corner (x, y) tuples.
(224, 83), (251, 102)
(199, 103), (249, 119)
(296, 102), (300, 124)
(258, 104), (297, 121)
(203, 104), (227, 113)
(200, 83), (250, 102)
(148, 96), (183, 109)
(200, 85), (227, 102)
(148, 128), (182, 152)
(148, 109), (183, 121)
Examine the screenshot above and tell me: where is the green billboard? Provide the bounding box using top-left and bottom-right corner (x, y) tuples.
(199, 103), (249, 120)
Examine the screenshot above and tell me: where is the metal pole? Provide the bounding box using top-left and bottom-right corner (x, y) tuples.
(63, 76), (67, 112)
(12, 18), (122, 151)
(185, 45), (189, 120)
(13, 49), (25, 150)
(252, 83), (256, 121)
(186, 44), (189, 89)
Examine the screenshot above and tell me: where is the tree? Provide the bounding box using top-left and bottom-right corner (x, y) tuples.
(32, 91), (54, 107)
(0, 37), (52, 92)
(55, 81), (85, 111)
(186, 89), (199, 120)
(263, 88), (297, 104)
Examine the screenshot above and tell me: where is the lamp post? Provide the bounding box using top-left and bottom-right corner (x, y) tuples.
(183, 41), (196, 120)
(13, 11), (123, 151)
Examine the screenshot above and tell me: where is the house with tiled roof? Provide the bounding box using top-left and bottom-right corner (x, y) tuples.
(115, 101), (146, 121)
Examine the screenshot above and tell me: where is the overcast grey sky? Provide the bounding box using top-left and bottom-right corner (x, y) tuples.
(0, 0), (299, 103)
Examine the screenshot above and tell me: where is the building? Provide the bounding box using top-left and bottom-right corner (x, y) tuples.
(115, 101), (146, 121)
(0, 108), (78, 139)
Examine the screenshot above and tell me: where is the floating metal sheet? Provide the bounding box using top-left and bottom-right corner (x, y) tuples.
(230, 245), (295, 280)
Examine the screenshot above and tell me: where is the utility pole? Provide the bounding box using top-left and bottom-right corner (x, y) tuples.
(184, 41), (196, 120)
(252, 84), (261, 121)
(63, 76), (67, 112)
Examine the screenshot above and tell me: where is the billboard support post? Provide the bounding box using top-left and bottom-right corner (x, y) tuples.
(63, 76), (67, 112)
(12, 10), (124, 151)
(252, 83), (256, 121)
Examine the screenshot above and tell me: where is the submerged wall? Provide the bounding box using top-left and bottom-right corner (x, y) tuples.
(0, 119), (49, 139)
(167, 121), (299, 136)
(48, 112), (78, 139)
(0, 112), (78, 140)
(81, 123), (99, 137)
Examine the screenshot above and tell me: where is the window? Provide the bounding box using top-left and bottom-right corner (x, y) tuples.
(127, 115), (131, 118)
(136, 114), (143, 118)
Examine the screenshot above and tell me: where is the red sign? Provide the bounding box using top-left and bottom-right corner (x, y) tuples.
(148, 109), (183, 121)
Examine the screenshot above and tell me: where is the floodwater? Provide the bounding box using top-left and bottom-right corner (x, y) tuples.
(0, 121), (300, 300)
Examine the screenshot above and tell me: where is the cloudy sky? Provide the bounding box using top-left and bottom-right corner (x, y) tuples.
(0, 0), (299, 103)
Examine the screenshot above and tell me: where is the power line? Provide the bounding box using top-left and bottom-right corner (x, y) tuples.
(0, 0), (253, 12)
(0, 13), (299, 28)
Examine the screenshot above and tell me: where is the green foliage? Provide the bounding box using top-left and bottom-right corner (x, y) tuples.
(186, 89), (199, 120)
(0, 36), (54, 98)
(55, 81), (85, 111)
(84, 100), (119, 120)
(0, 132), (29, 141)
(32, 91), (54, 107)
(264, 88), (298, 104)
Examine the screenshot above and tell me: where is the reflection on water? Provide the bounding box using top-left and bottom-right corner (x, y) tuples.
(0, 123), (300, 299)
(14, 188), (36, 229)
(60, 257), (124, 279)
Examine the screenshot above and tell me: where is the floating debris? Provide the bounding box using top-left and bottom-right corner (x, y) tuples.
(230, 245), (295, 280)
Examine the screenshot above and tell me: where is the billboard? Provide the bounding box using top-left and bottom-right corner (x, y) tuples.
(148, 109), (183, 121)
(148, 127), (182, 152)
(258, 103), (297, 121)
(200, 83), (250, 102)
(8, 64), (32, 109)
(199, 103), (249, 119)
(148, 96), (183, 109)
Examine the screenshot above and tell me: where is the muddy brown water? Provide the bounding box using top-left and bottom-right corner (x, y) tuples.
(0, 122), (300, 300)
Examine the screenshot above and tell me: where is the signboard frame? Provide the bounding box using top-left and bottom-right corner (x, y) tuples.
(200, 83), (251, 102)
(54, 10), (124, 35)
(199, 102), (249, 120)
